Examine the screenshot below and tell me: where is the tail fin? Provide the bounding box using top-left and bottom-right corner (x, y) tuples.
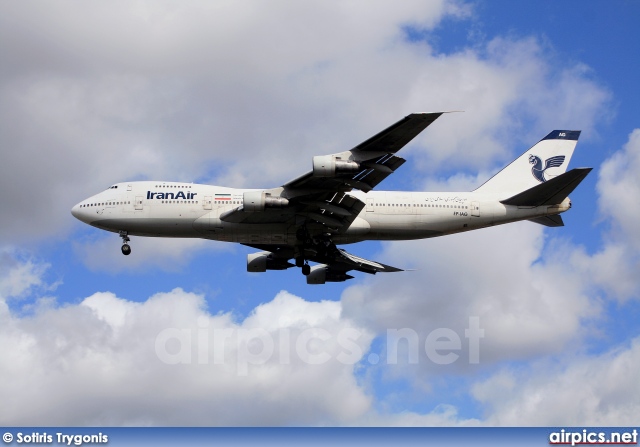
(474, 130), (581, 197)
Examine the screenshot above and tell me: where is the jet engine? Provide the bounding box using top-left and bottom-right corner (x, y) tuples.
(247, 251), (294, 272)
(243, 191), (289, 212)
(306, 264), (354, 284)
(312, 155), (360, 177)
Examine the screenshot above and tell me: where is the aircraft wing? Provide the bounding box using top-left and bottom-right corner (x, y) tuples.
(222, 113), (444, 233)
(283, 112), (444, 194)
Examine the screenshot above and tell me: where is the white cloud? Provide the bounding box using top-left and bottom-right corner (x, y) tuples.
(0, 248), (49, 301)
(0, 288), (377, 426)
(572, 243), (639, 303)
(341, 221), (599, 377)
(472, 337), (640, 425)
(357, 405), (480, 427)
(597, 129), (640, 249)
(566, 128), (640, 302)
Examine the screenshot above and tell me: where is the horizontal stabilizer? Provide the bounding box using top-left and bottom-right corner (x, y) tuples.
(528, 214), (564, 227)
(500, 167), (592, 207)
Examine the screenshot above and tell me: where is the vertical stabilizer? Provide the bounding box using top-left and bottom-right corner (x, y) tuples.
(474, 130), (581, 197)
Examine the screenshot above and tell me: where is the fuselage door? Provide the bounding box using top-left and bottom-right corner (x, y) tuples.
(471, 201), (480, 217)
(134, 196), (143, 210)
(366, 197), (374, 212)
(203, 196), (212, 210)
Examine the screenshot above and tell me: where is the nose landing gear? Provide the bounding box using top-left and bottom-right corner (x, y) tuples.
(119, 230), (131, 256)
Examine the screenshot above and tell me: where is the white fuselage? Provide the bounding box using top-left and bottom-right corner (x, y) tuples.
(71, 181), (570, 245)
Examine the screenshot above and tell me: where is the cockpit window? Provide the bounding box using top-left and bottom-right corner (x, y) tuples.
(107, 185), (118, 189)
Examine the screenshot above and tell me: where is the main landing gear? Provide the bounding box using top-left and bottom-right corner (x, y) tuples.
(295, 256), (310, 276)
(295, 227), (312, 276)
(119, 230), (131, 256)
(295, 227), (333, 277)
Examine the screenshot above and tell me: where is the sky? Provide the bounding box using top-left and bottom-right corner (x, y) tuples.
(1, 0), (640, 426)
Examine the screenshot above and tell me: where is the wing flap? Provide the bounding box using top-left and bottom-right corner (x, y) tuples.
(304, 246), (403, 282)
(293, 192), (365, 232)
(336, 249), (403, 273)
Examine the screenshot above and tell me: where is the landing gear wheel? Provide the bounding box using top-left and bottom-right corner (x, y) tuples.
(119, 230), (131, 256)
(301, 264), (311, 276)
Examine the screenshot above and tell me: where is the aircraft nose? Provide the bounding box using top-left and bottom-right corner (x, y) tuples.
(71, 203), (84, 221)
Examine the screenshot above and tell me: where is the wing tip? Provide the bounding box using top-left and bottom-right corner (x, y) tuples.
(410, 110), (463, 117)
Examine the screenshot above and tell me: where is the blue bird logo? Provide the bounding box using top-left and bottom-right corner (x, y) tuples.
(529, 154), (565, 183)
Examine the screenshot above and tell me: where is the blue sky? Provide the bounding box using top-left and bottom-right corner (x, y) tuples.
(1, 0), (640, 426)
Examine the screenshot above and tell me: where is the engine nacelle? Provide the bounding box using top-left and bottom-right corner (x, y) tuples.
(306, 264), (354, 284)
(312, 155), (360, 177)
(243, 191), (289, 212)
(247, 251), (293, 272)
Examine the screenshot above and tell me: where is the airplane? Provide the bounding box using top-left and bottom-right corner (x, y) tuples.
(71, 112), (592, 284)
